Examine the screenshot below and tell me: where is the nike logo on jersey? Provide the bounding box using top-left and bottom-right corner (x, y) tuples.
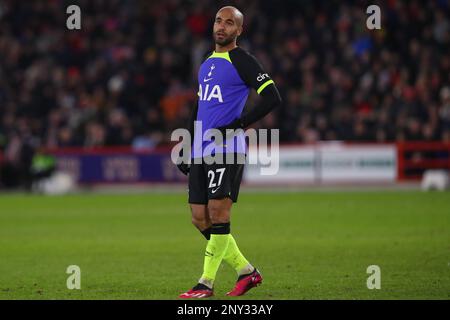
(203, 77), (213, 82)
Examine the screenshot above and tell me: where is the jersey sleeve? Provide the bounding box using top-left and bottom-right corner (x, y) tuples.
(229, 48), (275, 95)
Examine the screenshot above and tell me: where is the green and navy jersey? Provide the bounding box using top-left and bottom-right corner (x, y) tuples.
(193, 46), (275, 158)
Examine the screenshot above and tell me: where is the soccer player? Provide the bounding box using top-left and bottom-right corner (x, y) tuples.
(177, 6), (282, 298)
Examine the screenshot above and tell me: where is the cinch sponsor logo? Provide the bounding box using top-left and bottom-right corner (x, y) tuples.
(198, 84), (223, 102)
(257, 73), (269, 82)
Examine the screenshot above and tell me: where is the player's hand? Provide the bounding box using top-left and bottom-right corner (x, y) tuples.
(176, 148), (190, 175)
(177, 162), (190, 176)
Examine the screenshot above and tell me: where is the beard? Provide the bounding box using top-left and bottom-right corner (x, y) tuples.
(214, 31), (237, 46)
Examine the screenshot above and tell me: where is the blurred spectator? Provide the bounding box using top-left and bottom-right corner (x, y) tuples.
(0, 0), (448, 160)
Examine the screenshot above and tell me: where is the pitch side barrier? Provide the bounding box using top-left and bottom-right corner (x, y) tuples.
(35, 142), (450, 185)
(396, 142), (450, 181)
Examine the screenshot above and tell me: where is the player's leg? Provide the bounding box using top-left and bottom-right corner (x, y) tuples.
(218, 161), (255, 276)
(181, 156), (261, 298)
(190, 204), (211, 240)
(191, 203), (254, 276)
(196, 197), (232, 289)
(197, 156), (256, 291)
(213, 201), (261, 297)
(180, 163), (215, 298)
(199, 196), (261, 296)
(180, 199), (230, 298)
(223, 232), (254, 276)
(211, 159), (261, 296)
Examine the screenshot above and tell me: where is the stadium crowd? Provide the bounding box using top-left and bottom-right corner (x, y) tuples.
(0, 0), (449, 162)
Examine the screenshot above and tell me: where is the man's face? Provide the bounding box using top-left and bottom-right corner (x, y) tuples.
(213, 9), (242, 46)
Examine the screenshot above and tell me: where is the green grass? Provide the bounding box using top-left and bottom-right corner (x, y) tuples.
(0, 191), (449, 299)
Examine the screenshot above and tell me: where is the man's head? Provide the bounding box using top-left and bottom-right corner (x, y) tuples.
(213, 6), (244, 47)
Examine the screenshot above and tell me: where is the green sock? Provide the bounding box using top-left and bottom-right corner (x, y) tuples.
(199, 233), (230, 287)
(223, 234), (254, 275)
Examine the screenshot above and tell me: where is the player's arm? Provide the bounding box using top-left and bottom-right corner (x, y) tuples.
(218, 85), (281, 132)
(177, 100), (198, 175)
(187, 100), (198, 146)
(217, 49), (282, 133)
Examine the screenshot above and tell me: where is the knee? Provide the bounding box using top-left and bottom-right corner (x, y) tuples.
(191, 215), (209, 230)
(208, 202), (229, 224)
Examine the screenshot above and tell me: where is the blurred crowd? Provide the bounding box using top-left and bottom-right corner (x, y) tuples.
(0, 0), (449, 164)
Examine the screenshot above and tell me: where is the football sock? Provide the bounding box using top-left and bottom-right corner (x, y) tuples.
(199, 223), (230, 287)
(199, 227), (253, 276)
(223, 234), (254, 276)
(200, 227), (211, 240)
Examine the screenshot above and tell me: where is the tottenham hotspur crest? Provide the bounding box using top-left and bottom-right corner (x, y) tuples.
(204, 64), (215, 82)
(199, 63), (223, 102)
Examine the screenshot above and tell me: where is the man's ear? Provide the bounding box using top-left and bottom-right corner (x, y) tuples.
(237, 26), (243, 37)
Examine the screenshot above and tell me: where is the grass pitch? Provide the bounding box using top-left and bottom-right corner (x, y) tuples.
(0, 191), (449, 299)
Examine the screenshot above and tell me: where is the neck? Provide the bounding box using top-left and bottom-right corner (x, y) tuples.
(215, 42), (237, 53)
